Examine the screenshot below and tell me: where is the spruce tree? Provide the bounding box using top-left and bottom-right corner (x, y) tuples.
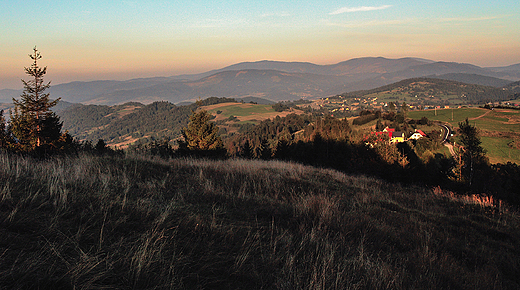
(10, 47), (62, 152)
(388, 102), (396, 112)
(240, 139), (253, 159)
(401, 102), (408, 118)
(0, 110), (13, 150)
(178, 110), (224, 154)
(457, 118), (487, 186)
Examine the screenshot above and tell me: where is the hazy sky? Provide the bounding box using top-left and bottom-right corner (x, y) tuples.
(2, 0), (520, 89)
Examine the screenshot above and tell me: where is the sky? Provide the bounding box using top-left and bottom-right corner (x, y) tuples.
(1, 0), (520, 89)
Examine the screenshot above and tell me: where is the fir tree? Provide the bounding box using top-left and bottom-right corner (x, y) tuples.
(388, 102), (396, 113)
(10, 47), (63, 152)
(375, 119), (384, 131)
(0, 110), (13, 149)
(401, 102), (408, 118)
(240, 139), (253, 159)
(457, 118), (487, 186)
(178, 110), (224, 155)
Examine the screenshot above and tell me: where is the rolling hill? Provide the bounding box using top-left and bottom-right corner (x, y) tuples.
(3, 57), (519, 106)
(338, 78), (512, 105)
(59, 101), (194, 147)
(56, 76), (519, 147)
(427, 73), (513, 87)
(58, 97), (275, 147)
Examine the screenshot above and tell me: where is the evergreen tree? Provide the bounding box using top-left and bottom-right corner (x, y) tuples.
(0, 110), (13, 150)
(239, 139), (253, 159)
(388, 102), (396, 113)
(401, 102), (408, 118)
(10, 47), (63, 152)
(457, 118), (487, 186)
(375, 119), (384, 131)
(178, 110), (224, 155)
(254, 138), (271, 160)
(95, 139), (108, 153)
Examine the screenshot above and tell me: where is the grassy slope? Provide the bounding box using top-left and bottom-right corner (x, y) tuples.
(341, 78), (510, 105)
(1, 153), (519, 289)
(409, 108), (520, 164)
(203, 102), (303, 124)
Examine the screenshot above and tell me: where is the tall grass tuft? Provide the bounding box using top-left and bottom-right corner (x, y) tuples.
(0, 152), (519, 289)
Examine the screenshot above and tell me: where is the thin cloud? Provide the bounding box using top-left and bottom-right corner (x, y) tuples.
(330, 5), (392, 15)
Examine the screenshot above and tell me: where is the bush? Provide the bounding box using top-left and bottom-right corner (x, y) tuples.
(272, 102), (290, 112)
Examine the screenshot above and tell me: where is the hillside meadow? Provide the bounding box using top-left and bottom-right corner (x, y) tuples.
(1, 152), (519, 289)
(203, 102), (303, 123)
(408, 107), (520, 164)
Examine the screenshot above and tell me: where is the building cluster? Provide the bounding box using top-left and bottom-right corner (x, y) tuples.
(364, 127), (427, 147)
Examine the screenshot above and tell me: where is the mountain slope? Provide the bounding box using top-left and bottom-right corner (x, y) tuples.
(427, 73), (513, 87)
(346, 62), (502, 91)
(172, 57), (432, 81)
(85, 69), (355, 105)
(78, 61), (520, 106)
(504, 81), (520, 94)
(60, 102), (194, 145)
(59, 97), (240, 146)
(340, 77), (512, 104)
(4, 58), (520, 106)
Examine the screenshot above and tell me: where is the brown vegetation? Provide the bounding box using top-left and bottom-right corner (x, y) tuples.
(1, 153), (519, 289)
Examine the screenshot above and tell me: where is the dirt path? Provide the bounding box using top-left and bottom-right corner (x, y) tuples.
(444, 143), (456, 158)
(469, 109), (492, 120)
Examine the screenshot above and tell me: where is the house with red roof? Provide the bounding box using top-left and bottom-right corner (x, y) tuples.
(409, 129), (427, 140)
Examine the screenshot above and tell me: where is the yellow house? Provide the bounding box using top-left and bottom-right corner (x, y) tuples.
(390, 132), (405, 143)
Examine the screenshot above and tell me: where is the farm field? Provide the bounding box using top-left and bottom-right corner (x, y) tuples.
(202, 102), (303, 123)
(409, 108), (520, 164)
(364, 92), (466, 106)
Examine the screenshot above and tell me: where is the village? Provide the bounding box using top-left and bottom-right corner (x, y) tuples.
(363, 126), (428, 147)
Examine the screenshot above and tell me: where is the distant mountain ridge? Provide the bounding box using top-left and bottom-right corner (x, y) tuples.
(2, 57), (519, 105)
(427, 73), (513, 87)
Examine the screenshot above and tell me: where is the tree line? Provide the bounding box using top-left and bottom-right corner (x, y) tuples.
(2, 48), (519, 207)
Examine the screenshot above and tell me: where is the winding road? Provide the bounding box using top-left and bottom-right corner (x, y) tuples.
(439, 123), (457, 157)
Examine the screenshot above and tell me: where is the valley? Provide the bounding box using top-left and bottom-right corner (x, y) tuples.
(3, 56), (520, 164)
(2, 57), (519, 106)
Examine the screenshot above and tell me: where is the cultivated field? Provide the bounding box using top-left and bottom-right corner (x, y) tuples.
(409, 108), (520, 164)
(203, 102), (303, 123)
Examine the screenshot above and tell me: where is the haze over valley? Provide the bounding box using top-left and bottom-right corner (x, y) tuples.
(2, 57), (520, 106)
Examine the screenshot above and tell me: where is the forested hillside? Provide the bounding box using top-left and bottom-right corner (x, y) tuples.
(340, 78), (512, 104)
(428, 73), (513, 87)
(59, 98), (235, 146)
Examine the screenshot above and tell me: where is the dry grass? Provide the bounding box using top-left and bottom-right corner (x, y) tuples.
(433, 186), (506, 213)
(1, 152), (519, 289)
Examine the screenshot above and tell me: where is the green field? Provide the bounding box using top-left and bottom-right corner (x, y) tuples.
(203, 103), (276, 123)
(366, 92), (466, 106)
(481, 137), (520, 164)
(409, 108), (520, 164)
(408, 108), (485, 125)
(203, 102), (303, 126)
(206, 103), (274, 117)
